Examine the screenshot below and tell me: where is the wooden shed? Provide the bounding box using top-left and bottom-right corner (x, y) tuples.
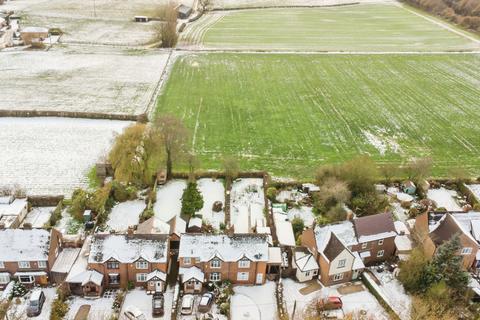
(20, 27), (48, 45)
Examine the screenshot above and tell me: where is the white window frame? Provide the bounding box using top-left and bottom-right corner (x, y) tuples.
(183, 257), (191, 265)
(313, 269), (318, 276)
(0, 274), (10, 284)
(337, 259), (346, 268)
(237, 272), (249, 281)
(210, 259), (221, 269)
(377, 250), (385, 258)
(210, 272), (221, 282)
(18, 275), (34, 283)
(0, 261), (4, 269)
(361, 242), (368, 249)
(107, 260), (119, 269)
(333, 273), (344, 281)
(135, 260), (148, 270)
(238, 259), (250, 269)
(305, 271), (310, 277)
(378, 239), (384, 246)
(37, 261), (47, 268)
(461, 247), (473, 255)
(136, 273), (147, 282)
(18, 261), (30, 269)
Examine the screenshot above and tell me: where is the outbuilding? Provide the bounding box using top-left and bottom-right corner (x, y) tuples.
(20, 27), (48, 45)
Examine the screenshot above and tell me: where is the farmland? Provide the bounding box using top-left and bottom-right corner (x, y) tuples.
(180, 3), (480, 51)
(156, 53), (480, 178)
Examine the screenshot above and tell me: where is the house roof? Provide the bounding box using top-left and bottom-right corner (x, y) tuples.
(430, 213), (478, 246)
(352, 252), (365, 270)
(323, 233), (347, 261)
(451, 212), (480, 242)
(51, 248), (81, 274)
(67, 269), (103, 286)
(314, 221), (357, 250)
(0, 198), (27, 216)
(179, 266), (204, 283)
(274, 213), (296, 247)
(21, 26), (48, 33)
(294, 248), (319, 272)
(0, 229), (50, 261)
(353, 213), (396, 243)
(268, 247), (282, 264)
(169, 216), (186, 236)
(136, 217), (171, 235)
(146, 269), (166, 282)
(178, 234), (269, 262)
(176, 4), (192, 15)
(188, 217), (202, 229)
(88, 234), (168, 264)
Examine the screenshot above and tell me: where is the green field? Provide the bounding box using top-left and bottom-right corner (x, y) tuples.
(184, 3), (480, 51)
(157, 53), (480, 178)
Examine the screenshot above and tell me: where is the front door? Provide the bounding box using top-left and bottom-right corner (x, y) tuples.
(256, 273), (263, 284)
(155, 281), (163, 292)
(352, 270), (359, 280)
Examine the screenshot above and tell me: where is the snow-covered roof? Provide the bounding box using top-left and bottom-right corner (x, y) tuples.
(268, 247), (282, 264)
(179, 234), (269, 262)
(14, 271), (47, 276)
(67, 270), (103, 286)
(51, 248), (81, 274)
(432, 213), (479, 246)
(352, 252), (365, 270)
(274, 213), (296, 247)
(188, 217), (202, 229)
(314, 221), (357, 250)
(21, 26), (48, 33)
(257, 226), (271, 234)
(395, 235), (413, 252)
(66, 237), (91, 283)
(179, 266), (204, 283)
(473, 220), (480, 242)
(136, 216), (171, 235)
(146, 269), (166, 282)
(88, 234), (169, 264)
(396, 193), (413, 202)
(394, 221), (410, 235)
(0, 229), (50, 261)
(294, 249), (319, 272)
(0, 198), (27, 216)
(172, 216), (186, 235)
(451, 212), (480, 241)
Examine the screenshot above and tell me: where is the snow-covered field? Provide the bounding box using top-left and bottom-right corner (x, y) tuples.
(211, 0), (381, 9)
(0, 117), (132, 197)
(106, 200), (146, 232)
(7, 287), (57, 319)
(66, 294), (115, 320)
(198, 178), (225, 229)
(21, 207), (54, 228)
(427, 188), (462, 211)
(153, 180), (187, 222)
(230, 178), (265, 232)
(231, 281), (276, 320)
(0, 47), (169, 115)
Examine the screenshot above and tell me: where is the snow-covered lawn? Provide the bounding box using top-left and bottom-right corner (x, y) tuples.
(466, 184), (480, 202)
(0, 47), (169, 115)
(282, 278), (389, 320)
(231, 281), (276, 320)
(287, 206), (315, 227)
(0, 117), (131, 197)
(230, 178), (265, 231)
(427, 188), (462, 211)
(55, 209), (83, 235)
(153, 180), (187, 222)
(21, 207), (54, 228)
(106, 200), (146, 232)
(66, 294), (115, 320)
(7, 287), (57, 320)
(120, 288), (175, 320)
(198, 178), (225, 229)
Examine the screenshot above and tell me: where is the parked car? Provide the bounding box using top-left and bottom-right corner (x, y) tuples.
(26, 290), (46, 317)
(152, 292), (165, 317)
(318, 296), (343, 310)
(180, 294), (195, 315)
(198, 292), (214, 313)
(123, 306), (147, 320)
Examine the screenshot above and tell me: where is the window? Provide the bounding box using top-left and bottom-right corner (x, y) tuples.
(210, 259), (221, 269)
(19, 275), (34, 283)
(238, 259), (250, 269)
(107, 260), (119, 269)
(461, 247), (473, 255)
(361, 242), (368, 249)
(333, 273), (344, 281)
(0, 261), (4, 269)
(313, 270), (318, 276)
(378, 239), (384, 246)
(210, 272), (221, 282)
(183, 257), (191, 265)
(18, 261), (30, 269)
(136, 273), (147, 282)
(108, 274), (120, 284)
(337, 259), (346, 268)
(38, 261), (47, 268)
(377, 250), (385, 258)
(135, 260), (148, 269)
(237, 272), (249, 281)
(305, 271), (310, 277)
(0, 274), (10, 284)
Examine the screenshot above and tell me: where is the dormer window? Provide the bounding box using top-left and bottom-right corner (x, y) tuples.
(238, 258), (250, 269)
(184, 257), (191, 265)
(210, 259), (221, 269)
(135, 260), (148, 270)
(107, 259), (119, 269)
(18, 261), (30, 269)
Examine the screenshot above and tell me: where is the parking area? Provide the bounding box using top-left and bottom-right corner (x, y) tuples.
(6, 287), (56, 319)
(120, 288), (174, 320)
(66, 291), (116, 320)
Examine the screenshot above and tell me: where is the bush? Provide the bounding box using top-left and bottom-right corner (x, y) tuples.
(266, 187), (278, 202)
(11, 282), (27, 297)
(69, 188), (88, 221)
(219, 302), (230, 315)
(50, 298), (69, 320)
(48, 202), (63, 227)
(140, 207), (154, 222)
(291, 217), (304, 240)
(111, 181), (137, 202)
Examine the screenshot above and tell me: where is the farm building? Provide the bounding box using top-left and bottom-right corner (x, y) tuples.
(20, 26), (48, 45)
(176, 4), (192, 19)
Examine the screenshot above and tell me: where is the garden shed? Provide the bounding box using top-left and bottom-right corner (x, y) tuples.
(176, 4), (192, 19)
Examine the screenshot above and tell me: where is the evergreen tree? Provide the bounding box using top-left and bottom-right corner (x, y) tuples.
(181, 182), (204, 217)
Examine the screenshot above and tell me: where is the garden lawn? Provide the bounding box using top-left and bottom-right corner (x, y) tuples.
(157, 53), (480, 178)
(185, 3), (480, 51)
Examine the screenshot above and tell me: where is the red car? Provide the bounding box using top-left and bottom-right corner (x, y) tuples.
(318, 296), (343, 310)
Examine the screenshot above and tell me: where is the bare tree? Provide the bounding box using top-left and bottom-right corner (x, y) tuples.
(404, 157), (433, 182)
(222, 156), (239, 182)
(153, 115), (189, 179)
(156, 3), (178, 48)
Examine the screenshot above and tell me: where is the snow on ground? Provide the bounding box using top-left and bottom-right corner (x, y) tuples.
(106, 200), (146, 232)
(55, 209), (83, 235)
(427, 188), (462, 211)
(282, 278), (389, 320)
(8, 287), (57, 320)
(231, 281), (276, 320)
(466, 184), (480, 202)
(276, 189), (307, 203)
(287, 206), (315, 227)
(230, 178), (265, 230)
(153, 180), (187, 222)
(21, 207), (54, 228)
(66, 294), (115, 320)
(391, 202), (409, 222)
(0, 47), (169, 115)
(120, 287), (175, 320)
(212, 0), (381, 9)
(198, 178), (225, 229)
(0, 117), (132, 197)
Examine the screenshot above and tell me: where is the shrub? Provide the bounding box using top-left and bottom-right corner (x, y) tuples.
(50, 299), (69, 320)
(181, 182), (204, 217)
(266, 187), (278, 202)
(111, 181), (137, 202)
(48, 202), (63, 227)
(11, 282), (27, 297)
(140, 207), (154, 222)
(69, 188), (88, 221)
(291, 217), (304, 240)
